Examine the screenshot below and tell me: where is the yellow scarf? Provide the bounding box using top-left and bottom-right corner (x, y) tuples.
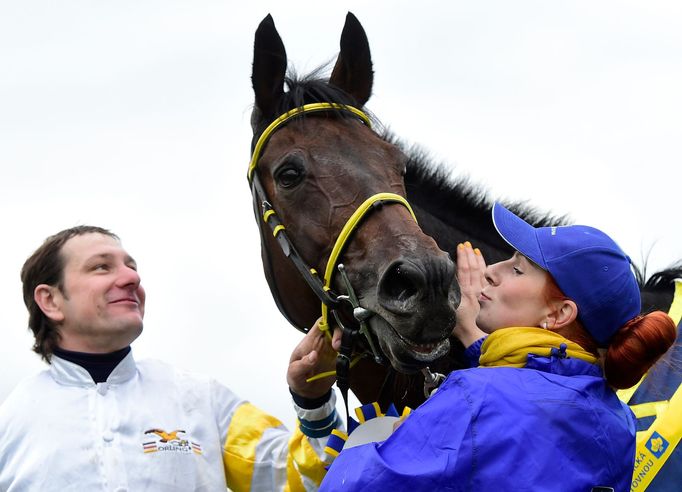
(479, 327), (598, 368)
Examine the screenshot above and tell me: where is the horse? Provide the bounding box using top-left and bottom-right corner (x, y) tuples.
(248, 12), (682, 412)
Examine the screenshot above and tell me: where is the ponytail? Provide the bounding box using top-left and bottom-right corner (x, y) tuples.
(604, 311), (677, 389)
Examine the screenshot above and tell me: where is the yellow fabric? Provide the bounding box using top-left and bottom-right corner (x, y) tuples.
(618, 377), (644, 404)
(625, 280), (682, 491)
(630, 384), (682, 490)
(286, 424), (329, 489)
(222, 403), (283, 491)
(223, 404), (330, 491)
(668, 278), (682, 326)
(630, 400), (668, 420)
(284, 454), (305, 492)
(324, 429), (348, 458)
(479, 327), (598, 368)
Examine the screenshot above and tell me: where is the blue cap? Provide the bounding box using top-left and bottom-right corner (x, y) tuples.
(492, 203), (641, 346)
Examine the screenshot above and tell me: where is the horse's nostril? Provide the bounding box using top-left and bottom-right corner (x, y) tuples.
(379, 262), (424, 311)
(386, 265), (417, 300)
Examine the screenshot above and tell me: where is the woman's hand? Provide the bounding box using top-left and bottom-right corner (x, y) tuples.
(453, 242), (488, 347)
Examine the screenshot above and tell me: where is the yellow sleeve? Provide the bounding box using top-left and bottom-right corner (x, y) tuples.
(223, 402), (330, 491)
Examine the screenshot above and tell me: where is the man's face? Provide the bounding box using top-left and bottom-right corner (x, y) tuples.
(51, 233), (146, 352)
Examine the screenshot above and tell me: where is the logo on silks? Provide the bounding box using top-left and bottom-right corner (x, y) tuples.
(645, 431), (669, 459)
(142, 428), (202, 455)
(324, 402), (411, 462)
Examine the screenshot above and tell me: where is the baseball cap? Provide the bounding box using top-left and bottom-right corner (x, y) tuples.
(491, 203), (641, 346)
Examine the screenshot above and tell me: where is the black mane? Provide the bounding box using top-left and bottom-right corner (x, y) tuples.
(640, 262), (682, 313)
(391, 133), (570, 228)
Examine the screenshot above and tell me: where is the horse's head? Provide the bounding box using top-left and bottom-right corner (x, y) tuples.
(249, 13), (460, 374)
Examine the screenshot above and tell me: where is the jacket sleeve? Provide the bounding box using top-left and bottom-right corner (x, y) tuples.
(219, 384), (341, 492)
(464, 336), (487, 368)
(320, 376), (477, 492)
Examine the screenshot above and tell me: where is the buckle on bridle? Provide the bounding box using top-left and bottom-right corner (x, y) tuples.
(421, 367), (446, 398)
(334, 264), (383, 365)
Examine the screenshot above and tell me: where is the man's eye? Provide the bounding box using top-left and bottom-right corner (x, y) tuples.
(513, 267), (523, 275)
(93, 264), (109, 271)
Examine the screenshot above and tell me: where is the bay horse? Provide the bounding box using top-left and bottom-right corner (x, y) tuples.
(248, 12), (681, 411)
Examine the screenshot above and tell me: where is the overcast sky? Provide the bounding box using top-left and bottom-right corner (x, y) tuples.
(1, 1), (680, 430)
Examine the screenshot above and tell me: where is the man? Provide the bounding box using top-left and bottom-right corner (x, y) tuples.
(0, 225), (340, 491)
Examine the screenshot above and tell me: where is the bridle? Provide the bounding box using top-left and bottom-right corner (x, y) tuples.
(247, 102), (419, 419)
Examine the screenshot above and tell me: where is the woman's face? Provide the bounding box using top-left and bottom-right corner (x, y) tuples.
(476, 252), (553, 333)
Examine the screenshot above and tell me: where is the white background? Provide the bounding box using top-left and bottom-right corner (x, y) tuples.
(1, 1), (680, 430)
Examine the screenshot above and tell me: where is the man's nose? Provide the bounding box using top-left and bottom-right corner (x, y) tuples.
(117, 265), (141, 288)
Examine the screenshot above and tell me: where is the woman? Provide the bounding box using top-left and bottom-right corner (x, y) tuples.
(320, 203), (676, 492)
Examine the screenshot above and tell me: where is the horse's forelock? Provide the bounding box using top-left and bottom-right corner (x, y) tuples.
(283, 83), (361, 113)
(250, 70), (375, 150)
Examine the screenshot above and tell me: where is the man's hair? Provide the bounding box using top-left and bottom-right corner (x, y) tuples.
(20, 226), (119, 362)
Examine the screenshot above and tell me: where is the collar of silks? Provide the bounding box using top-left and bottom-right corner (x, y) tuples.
(479, 327), (598, 368)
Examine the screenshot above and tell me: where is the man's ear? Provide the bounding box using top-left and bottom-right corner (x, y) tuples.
(548, 299), (578, 329)
(34, 284), (65, 323)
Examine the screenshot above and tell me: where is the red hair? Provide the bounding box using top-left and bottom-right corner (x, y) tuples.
(543, 275), (677, 389)
(605, 312), (677, 389)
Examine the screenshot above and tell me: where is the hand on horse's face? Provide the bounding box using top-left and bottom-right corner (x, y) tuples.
(453, 242), (488, 348)
(287, 319), (339, 399)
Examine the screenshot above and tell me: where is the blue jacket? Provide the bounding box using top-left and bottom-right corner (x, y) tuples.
(321, 348), (635, 491)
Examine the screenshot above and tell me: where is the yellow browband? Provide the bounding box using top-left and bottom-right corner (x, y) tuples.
(248, 102), (418, 341)
(248, 102), (372, 182)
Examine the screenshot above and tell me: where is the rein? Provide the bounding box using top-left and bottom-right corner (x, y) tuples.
(248, 102), (419, 422)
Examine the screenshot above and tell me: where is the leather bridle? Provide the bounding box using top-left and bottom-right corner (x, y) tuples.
(248, 102), (419, 420)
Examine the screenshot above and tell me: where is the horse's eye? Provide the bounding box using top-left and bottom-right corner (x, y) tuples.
(275, 165), (304, 188)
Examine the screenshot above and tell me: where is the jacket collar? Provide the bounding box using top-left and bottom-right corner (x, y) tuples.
(479, 327), (599, 369)
(50, 350), (137, 386)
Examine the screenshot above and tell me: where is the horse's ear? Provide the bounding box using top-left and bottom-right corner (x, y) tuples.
(329, 12), (374, 107)
(252, 14), (287, 120)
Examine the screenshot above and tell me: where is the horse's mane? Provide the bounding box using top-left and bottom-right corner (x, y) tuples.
(638, 261), (682, 313)
(642, 262), (682, 290)
(383, 132), (570, 230)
